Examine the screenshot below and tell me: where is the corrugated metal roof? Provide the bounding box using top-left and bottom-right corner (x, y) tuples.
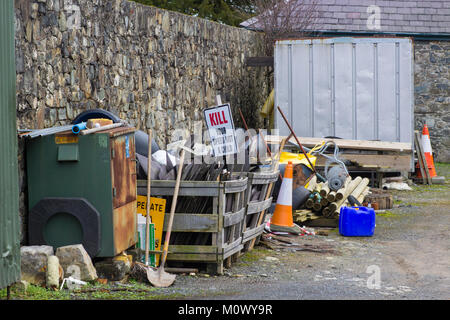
(0, 0), (21, 289)
(241, 0), (450, 36)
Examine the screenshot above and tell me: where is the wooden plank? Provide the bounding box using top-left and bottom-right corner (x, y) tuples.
(224, 177), (248, 194)
(137, 180), (221, 197)
(162, 214), (218, 232)
(167, 245), (218, 254)
(414, 131), (431, 185)
(223, 243), (244, 259)
(303, 218), (339, 228)
(242, 223), (265, 242)
(167, 253), (217, 262)
(316, 154), (412, 171)
(245, 56), (274, 67)
(223, 207), (245, 228)
(248, 171), (279, 185)
(246, 197), (272, 215)
(265, 135), (412, 152)
(222, 238), (243, 255)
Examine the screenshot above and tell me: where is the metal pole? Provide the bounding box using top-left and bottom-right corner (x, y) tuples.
(277, 106), (317, 175)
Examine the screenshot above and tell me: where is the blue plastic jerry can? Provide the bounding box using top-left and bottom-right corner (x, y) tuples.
(339, 206), (376, 237)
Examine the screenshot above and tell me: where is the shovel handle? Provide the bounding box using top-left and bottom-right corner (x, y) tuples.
(160, 149), (185, 267)
(145, 129), (153, 266)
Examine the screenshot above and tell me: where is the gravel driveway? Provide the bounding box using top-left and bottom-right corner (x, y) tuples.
(158, 164), (450, 300)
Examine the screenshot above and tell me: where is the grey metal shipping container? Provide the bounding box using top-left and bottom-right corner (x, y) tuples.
(274, 37), (414, 144)
(0, 0), (21, 289)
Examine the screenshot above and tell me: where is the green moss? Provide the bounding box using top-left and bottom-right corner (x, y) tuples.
(0, 284), (72, 300)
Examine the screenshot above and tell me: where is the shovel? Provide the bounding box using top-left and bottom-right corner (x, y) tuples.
(147, 148), (186, 287)
(144, 129), (155, 267)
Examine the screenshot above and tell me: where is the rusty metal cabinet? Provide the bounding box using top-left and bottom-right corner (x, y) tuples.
(26, 127), (137, 258)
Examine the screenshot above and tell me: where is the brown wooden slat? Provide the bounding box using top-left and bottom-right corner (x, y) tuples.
(316, 154), (412, 171)
(245, 56), (274, 67)
(265, 135), (412, 152)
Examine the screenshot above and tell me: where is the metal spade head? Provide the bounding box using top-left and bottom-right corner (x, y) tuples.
(146, 266), (176, 288)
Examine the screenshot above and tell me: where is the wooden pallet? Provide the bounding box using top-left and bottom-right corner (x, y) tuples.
(241, 170), (279, 252)
(137, 178), (248, 275)
(265, 135), (414, 174)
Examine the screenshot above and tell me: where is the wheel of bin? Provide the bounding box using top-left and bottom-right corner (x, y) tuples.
(28, 197), (101, 258)
(71, 108), (121, 124)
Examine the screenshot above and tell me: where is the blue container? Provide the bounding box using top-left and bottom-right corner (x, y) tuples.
(339, 206), (375, 237)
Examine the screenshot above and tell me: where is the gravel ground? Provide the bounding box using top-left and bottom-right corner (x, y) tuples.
(3, 166), (448, 302)
(157, 164), (450, 300)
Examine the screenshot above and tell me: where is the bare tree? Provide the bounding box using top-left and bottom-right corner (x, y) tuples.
(244, 0), (320, 55)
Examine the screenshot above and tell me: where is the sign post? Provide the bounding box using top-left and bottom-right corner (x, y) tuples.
(203, 103), (238, 157)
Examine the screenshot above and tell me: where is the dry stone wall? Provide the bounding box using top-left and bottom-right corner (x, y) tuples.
(414, 40), (450, 163)
(14, 0), (270, 244)
(14, 0), (270, 148)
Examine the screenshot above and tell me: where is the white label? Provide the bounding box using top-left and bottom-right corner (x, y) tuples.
(204, 104), (238, 157)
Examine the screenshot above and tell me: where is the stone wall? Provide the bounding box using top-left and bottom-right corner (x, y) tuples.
(14, 0), (270, 244)
(414, 40), (450, 163)
(14, 0), (270, 144)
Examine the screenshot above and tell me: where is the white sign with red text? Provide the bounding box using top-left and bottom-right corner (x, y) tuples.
(204, 104), (238, 157)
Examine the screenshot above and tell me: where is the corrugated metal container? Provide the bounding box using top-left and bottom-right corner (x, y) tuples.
(0, 0), (21, 289)
(274, 37), (414, 144)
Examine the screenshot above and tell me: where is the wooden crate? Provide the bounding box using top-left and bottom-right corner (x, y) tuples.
(241, 170), (279, 252)
(137, 177), (248, 275)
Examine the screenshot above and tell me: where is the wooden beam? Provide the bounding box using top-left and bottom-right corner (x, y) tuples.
(414, 131), (432, 185)
(316, 154), (412, 171)
(265, 135), (412, 152)
(245, 56), (274, 67)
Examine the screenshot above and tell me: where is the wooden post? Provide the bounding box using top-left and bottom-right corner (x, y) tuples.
(350, 178), (370, 200)
(335, 176), (352, 201)
(320, 182), (330, 198)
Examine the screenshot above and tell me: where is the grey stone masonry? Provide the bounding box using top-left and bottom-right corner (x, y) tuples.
(14, 0), (271, 245)
(414, 40), (450, 163)
(14, 0), (270, 148)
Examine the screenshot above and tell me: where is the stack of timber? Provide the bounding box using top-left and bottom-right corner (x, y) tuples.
(265, 135), (413, 177)
(293, 176), (371, 226)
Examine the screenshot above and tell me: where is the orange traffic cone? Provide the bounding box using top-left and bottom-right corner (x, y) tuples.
(270, 161), (302, 234)
(417, 124), (437, 178)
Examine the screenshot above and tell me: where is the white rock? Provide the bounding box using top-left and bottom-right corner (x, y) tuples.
(46, 255), (61, 288)
(265, 256), (279, 262)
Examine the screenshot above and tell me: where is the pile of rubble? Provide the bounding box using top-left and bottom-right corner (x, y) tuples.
(18, 244), (135, 291)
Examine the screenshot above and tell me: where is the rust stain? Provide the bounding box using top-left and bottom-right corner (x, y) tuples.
(113, 201), (137, 255)
(111, 133), (137, 209)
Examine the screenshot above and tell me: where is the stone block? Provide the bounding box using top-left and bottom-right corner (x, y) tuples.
(94, 259), (131, 282)
(56, 244), (98, 282)
(20, 245), (54, 286)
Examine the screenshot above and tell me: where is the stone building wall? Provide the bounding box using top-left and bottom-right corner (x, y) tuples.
(414, 40), (450, 163)
(14, 0), (270, 244)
